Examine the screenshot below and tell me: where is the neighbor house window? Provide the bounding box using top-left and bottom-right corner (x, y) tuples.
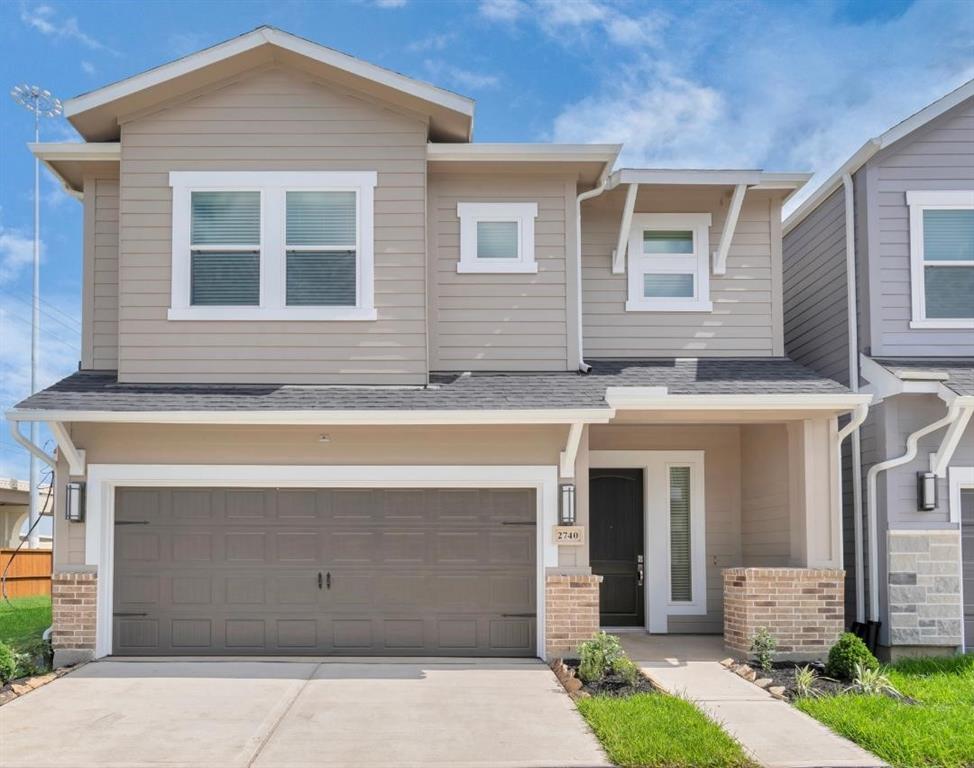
(906, 190), (974, 329)
(626, 213), (712, 312)
(169, 171), (377, 321)
(456, 202), (538, 273)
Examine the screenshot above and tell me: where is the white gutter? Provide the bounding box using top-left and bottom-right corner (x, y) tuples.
(575, 179), (610, 373)
(8, 420), (55, 468)
(864, 400), (963, 622)
(841, 172), (868, 623)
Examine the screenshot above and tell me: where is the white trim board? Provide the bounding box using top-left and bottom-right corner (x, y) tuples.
(589, 450), (707, 634)
(951, 467), (974, 653)
(85, 463), (559, 659)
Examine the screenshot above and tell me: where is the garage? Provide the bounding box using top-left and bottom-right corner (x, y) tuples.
(112, 486), (537, 656)
(963, 487), (973, 651)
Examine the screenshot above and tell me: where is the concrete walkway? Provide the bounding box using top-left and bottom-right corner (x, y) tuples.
(637, 657), (886, 768)
(0, 659), (609, 768)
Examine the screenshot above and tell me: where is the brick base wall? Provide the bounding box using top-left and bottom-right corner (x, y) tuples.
(545, 574), (602, 659)
(724, 567), (843, 660)
(52, 571), (97, 667)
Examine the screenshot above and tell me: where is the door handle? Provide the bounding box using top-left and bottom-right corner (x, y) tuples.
(317, 572), (323, 590)
(636, 555), (644, 587)
(326, 572), (331, 590)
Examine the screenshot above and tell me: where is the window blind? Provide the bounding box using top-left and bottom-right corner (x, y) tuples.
(191, 252), (260, 305)
(285, 191), (357, 306)
(286, 191), (356, 246)
(924, 209), (974, 261)
(191, 191), (260, 245)
(190, 191), (260, 306)
(476, 221), (518, 259)
(925, 266), (974, 318)
(669, 466), (692, 602)
(286, 251), (357, 306)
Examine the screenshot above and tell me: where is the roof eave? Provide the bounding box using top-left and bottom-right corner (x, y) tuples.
(28, 141), (121, 197)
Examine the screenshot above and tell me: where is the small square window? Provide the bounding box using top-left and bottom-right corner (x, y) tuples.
(457, 202), (538, 274)
(476, 221), (519, 259)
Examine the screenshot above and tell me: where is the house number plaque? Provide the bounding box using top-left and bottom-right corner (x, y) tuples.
(553, 525), (585, 545)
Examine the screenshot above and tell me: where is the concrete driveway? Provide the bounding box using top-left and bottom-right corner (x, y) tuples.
(0, 658), (609, 768)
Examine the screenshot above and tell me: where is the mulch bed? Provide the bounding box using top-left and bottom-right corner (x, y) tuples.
(748, 661), (846, 699)
(554, 658), (656, 698)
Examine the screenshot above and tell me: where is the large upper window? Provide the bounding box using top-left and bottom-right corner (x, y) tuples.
(169, 171), (377, 321)
(626, 213), (712, 312)
(456, 202), (538, 274)
(906, 190), (974, 329)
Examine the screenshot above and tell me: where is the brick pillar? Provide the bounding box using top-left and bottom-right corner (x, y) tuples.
(723, 567), (843, 660)
(545, 573), (602, 659)
(51, 570), (97, 667)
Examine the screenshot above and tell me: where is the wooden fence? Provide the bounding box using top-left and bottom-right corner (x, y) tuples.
(0, 549), (53, 598)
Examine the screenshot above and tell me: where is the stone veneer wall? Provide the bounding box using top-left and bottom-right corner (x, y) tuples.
(545, 574), (602, 659)
(887, 530), (962, 648)
(724, 567), (844, 659)
(51, 570), (97, 667)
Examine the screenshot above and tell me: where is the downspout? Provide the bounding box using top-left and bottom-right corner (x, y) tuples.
(8, 419), (55, 468)
(575, 179), (609, 373)
(865, 400), (963, 622)
(841, 172), (867, 623)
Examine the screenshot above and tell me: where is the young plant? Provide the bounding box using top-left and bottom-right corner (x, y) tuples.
(826, 632), (879, 681)
(793, 664), (819, 698)
(0, 642), (15, 685)
(610, 655), (639, 686)
(848, 662), (900, 697)
(750, 627), (777, 673)
(577, 631), (625, 683)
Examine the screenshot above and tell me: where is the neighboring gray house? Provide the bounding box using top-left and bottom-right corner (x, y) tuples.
(783, 80), (974, 659)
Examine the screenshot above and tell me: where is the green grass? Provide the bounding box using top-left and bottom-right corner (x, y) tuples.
(0, 595), (52, 646)
(577, 692), (755, 767)
(796, 654), (974, 768)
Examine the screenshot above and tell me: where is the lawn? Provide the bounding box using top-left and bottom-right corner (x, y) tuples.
(0, 595), (52, 646)
(577, 692), (755, 768)
(796, 654), (974, 768)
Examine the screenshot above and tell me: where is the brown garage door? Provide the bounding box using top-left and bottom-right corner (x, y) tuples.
(113, 487), (536, 656)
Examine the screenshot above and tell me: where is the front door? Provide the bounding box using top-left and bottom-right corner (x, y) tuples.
(590, 469), (644, 627)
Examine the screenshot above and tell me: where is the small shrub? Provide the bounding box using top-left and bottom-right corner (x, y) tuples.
(848, 662), (899, 697)
(826, 632), (879, 681)
(750, 627), (777, 673)
(610, 655), (639, 686)
(577, 631), (624, 683)
(794, 664), (819, 698)
(0, 642), (16, 685)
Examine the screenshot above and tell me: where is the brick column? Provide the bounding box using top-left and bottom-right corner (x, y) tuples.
(544, 573), (602, 660)
(723, 567), (843, 660)
(51, 570), (97, 667)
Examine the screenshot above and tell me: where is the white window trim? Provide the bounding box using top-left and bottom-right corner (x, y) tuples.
(906, 190), (974, 330)
(169, 171), (378, 321)
(589, 450), (707, 634)
(456, 202), (538, 274)
(84, 463), (559, 660)
(626, 213), (713, 312)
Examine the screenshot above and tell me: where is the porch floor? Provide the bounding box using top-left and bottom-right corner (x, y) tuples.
(617, 632), (728, 663)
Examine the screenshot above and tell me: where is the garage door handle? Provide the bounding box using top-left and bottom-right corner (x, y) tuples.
(113, 612), (148, 617)
(318, 572), (322, 590)
(326, 572), (331, 590)
(501, 613), (536, 618)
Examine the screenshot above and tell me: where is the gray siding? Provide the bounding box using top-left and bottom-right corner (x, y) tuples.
(82, 176), (119, 370)
(117, 66), (429, 384)
(428, 174), (573, 370)
(866, 98), (974, 357)
(582, 186), (785, 358)
(783, 187), (849, 385)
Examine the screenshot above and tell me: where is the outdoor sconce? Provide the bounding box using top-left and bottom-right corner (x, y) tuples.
(559, 483), (576, 525)
(65, 481), (86, 522)
(917, 471), (937, 512)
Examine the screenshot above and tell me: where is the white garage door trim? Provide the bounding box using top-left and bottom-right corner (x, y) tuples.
(85, 464), (559, 659)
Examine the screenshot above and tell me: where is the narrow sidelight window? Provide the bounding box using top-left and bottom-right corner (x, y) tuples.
(669, 466), (692, 602)
(190, 191), (260, 306)
(285, 191), (357, 306)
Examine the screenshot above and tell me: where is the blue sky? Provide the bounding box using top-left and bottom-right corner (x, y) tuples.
(0, 0), (972, 485)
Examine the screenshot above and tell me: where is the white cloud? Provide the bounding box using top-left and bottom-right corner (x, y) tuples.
(425, 60), (500, 91)
(19, 2), (120, 55)
(374, 0), (407, 7)
(480, 0), (664, 47)
(80, 60), (95, 75)
(479, 0), (527, 22)
(407, 32), (457, 53)
(0, 228), (37, 284)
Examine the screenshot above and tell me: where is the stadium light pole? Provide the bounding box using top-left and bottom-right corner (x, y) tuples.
(10, 84), (62, 548)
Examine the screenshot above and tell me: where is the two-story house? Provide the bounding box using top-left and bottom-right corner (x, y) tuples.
(8, 27), (869, 667)
(783, 80), (974, 659)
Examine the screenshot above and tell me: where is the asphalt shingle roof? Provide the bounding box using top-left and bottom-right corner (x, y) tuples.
(12, 358), (848, 414)
(871, 358), (974, 397)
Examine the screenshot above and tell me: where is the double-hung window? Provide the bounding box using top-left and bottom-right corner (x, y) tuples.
(456, 202), (538, 273)
(169, 171), (377, 321)
(626, 213), (712, 312)
(906, 190), (974, 329)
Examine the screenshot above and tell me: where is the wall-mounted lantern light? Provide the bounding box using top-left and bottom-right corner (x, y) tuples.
(917, 471), (937, 512)
(559, 483), (576, 525)
(65, 481), (86, 522)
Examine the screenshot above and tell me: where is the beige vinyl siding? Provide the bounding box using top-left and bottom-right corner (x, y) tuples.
(740, 423), (793, 566)
(428, 174), (573, 370)
(82, 176), (119, 370)
(117, 66), (429, 384)
(582, 187), (785, 357)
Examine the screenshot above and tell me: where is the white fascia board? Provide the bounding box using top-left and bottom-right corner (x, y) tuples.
(28, 142), (120, 198)
(607, 168), (809, 192)
(427, 143), (621, 164)
(605, 387), (872, 412)
(5, 408), (614, 426)
(65, 27), (474, 121)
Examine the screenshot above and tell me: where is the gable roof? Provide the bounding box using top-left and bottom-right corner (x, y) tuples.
(783, 77), (974, 234)
(64, 26), (475, 143)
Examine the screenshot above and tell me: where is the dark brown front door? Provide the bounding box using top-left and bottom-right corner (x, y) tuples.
(590, 469), (644, 627)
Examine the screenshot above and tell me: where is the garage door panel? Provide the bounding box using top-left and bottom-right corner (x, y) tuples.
(113, 486), (536, 656)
